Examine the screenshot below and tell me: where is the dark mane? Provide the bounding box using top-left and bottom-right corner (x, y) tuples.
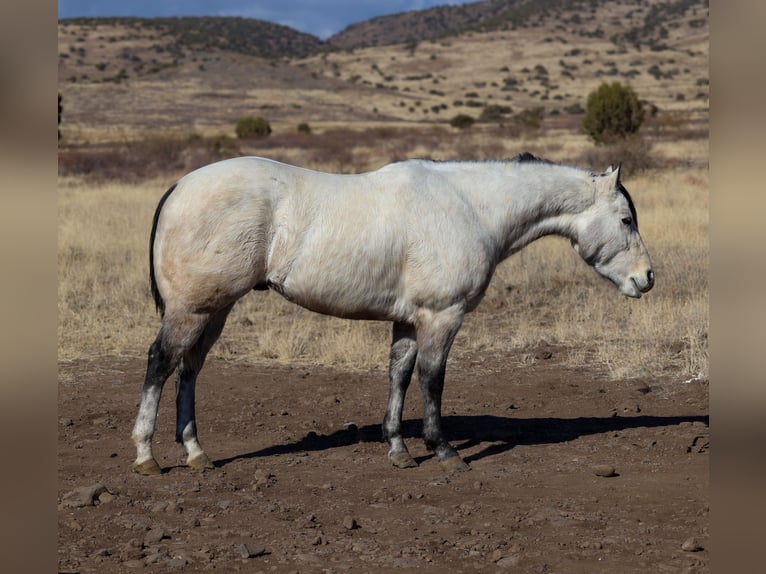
(510, 151), (554, 165)
(618, 182), (638, 227)
(149, 183), (177, 316)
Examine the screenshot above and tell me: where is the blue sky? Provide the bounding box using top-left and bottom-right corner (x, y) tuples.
(57, 1), (468, 40)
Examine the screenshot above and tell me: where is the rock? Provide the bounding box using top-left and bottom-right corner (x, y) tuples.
(239, 543), (266, 558)
(592, 464), (617, 477)
(62, 484), (109, 507)
(98, 491), (116, 504)
(681, 537), (703, 552)
(144, 552), (165, 565)
(149, 501), (168, 513)
(144, 528), (167, 544)
(496, 555), (522, 568)
(122, 559), (145, 568)
(342, 515), (359, 530)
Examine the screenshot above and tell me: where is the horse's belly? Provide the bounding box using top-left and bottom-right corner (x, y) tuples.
(269, 274), (403, 321)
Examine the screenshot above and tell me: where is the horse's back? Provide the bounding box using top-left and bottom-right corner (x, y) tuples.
(154, 157), (496, 319)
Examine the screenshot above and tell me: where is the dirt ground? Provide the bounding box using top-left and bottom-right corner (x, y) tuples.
(58, 349), (709, 573)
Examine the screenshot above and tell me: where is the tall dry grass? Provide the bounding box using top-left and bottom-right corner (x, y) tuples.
(58, 130), (708, 383)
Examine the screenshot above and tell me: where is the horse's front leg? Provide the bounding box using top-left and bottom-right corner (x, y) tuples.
(415, 306), (471, 473)
(383, 322), (418, 468)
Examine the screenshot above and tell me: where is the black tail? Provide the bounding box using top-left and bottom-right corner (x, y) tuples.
(149, 183), (178, 316)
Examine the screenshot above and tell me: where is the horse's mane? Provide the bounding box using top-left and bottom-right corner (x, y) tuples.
(509, 151), (554, 165)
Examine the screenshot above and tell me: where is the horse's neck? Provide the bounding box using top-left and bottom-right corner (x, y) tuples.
(461, 163), (593, 261)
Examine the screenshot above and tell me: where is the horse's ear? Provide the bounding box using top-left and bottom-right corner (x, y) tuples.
(597, 163), (622, 194)
(603, 163), (622, 179)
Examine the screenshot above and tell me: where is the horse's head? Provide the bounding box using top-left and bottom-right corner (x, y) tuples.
(571, 165), (654, 298)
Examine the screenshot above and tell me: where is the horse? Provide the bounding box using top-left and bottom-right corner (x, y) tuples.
(131, 152), (654, 475)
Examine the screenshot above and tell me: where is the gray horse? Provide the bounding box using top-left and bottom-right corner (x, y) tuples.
(132, 152), (654, 475)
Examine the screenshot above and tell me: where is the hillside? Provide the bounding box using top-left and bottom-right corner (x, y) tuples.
(59, 16), (323, 59)
(329, 0), (709, 51)
(58, 0), (708, 164)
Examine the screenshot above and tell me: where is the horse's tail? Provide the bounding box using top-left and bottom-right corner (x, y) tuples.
(149, 183), (177, 317)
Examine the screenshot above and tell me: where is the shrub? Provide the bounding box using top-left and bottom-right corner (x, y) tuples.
(449, 114), (475, 129)
(236, 116), (272, 139)
(514, 107), (544, 129)
(297, 122), (312, 134)
(583, 82), (645, 144)
(480, 104), (512, 122)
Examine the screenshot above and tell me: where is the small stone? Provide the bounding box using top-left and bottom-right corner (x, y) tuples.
(122, 559), (145, 568)
(239, 543), (266, 558)
(496, 555), (521, 568)
(144, 552), (164, 565)
(592, 464), (617, 477)
(342, 515), (359, 530)
(150, 501), (168, 513)
(98, 491), (116, 504)
(144, 528), (167, 544)
(62, 483), (108, 507)
(681, 537), (703, 552)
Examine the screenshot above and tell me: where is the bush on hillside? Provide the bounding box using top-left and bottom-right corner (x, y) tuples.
(583, 82), (645, 144)
(236, 116), (272, 138)
(449, 114), (475, 129)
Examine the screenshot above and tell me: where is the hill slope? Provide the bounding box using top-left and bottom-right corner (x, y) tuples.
(58, 0), (708, 149)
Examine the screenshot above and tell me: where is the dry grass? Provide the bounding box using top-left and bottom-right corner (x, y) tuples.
(58, 149), (708, 382)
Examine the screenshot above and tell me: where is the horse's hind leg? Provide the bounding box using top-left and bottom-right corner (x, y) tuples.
(131, 311), (208, 475)
(175, 304), (233, 471)
(415, 306), (471, 473)
(383, 322), (418, 469)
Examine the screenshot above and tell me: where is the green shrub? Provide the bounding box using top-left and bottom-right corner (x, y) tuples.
(235, 116), (272, 139)
(297, 122), (312, 134)
(514, 107), (544, 129)
(480, 104), (512, 122)
(583, 82), (645, 144)
(449, 114), (475, 129)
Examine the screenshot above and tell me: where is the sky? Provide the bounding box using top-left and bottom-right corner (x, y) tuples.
(57, 1), (469, 40)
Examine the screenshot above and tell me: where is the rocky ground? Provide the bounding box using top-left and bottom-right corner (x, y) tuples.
(58, 351), (708, 573)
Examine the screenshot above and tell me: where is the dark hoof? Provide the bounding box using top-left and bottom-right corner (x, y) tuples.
(132, 458), (162, 476)
(188, 453), (214, 471)
(389, 451), (418, 469)
(440, 456), (471, 473)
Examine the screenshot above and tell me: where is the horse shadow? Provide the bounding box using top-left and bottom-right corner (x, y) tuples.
(213, 413), (709, 468)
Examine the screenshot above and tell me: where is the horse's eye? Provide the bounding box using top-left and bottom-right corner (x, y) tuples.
(621, 217), (633, 226)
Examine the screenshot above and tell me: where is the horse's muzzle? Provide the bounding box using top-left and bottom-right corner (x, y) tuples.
(629, 269), (654, 297)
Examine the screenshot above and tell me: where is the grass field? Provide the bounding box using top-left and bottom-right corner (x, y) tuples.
(57, 128), (708, 382)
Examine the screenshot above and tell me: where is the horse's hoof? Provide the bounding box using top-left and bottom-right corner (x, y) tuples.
(188, 453), (214, 471)
(440, 456), (471, 473)
(132, 458), (162, 476)
(390, 451), (418, 469)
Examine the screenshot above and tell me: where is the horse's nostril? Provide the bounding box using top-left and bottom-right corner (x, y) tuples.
(647, 269), (655, 286)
